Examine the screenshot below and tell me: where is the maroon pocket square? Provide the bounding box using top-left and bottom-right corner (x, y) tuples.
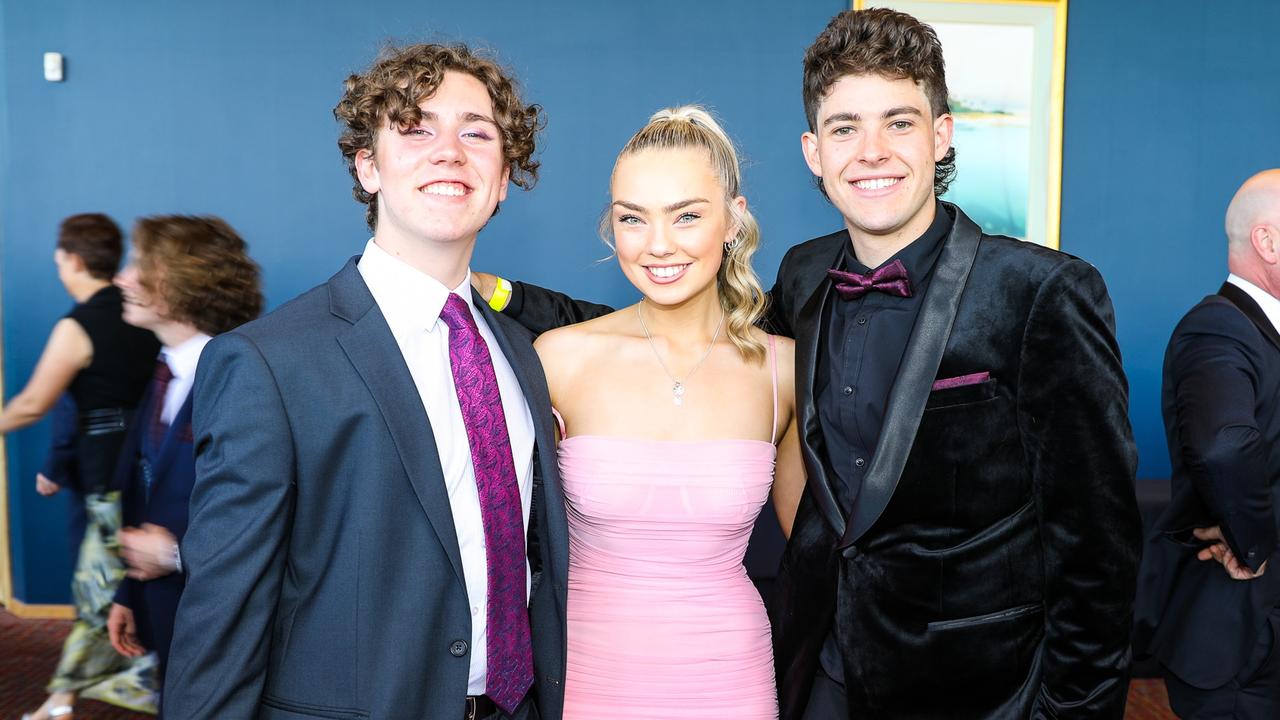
(931, 371), (991, 391)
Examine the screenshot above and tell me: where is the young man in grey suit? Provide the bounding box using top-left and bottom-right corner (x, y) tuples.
(164, 44), (569, 720)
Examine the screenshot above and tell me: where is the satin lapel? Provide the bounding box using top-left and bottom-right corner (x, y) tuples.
(474, 291), (569, 598)
(838, 208), (982, 551)
(150, 392), (194, 484)
(333, 265), (465, 588)
(794, 240), (848, 535)
(1220, 282), (1280, 354)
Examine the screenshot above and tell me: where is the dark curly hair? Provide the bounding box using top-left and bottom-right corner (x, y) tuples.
(131, 216), (264, 336)
(334, 43), (545, 230)
(803, 8), (957, 196)
(57, 213), (123, 280)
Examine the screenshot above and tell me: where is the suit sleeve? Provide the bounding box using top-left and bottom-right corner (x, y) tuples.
(762, 249), (795, 339)
(41, 394), (78, 488)
(1166, 303), (1275, 570)
(1018, 260), (1142, 718)
(504, 281), (614, 335)
(162, 332), (296, 718)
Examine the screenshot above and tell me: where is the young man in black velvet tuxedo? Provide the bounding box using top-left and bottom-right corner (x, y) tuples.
(479, 8), (1142, 718)
(1135, 169), (1280, 719)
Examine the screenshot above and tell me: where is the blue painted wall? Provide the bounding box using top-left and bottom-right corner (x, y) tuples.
(1061, 1), (1280, 481)
(4, 0), (1278, 602)
(1, 0), (843, 602)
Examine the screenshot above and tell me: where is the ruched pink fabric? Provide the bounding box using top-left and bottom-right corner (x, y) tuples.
(557, 434), (779, 719)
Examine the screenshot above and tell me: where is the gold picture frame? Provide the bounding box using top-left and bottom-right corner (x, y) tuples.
(854, 0), (1067, 249)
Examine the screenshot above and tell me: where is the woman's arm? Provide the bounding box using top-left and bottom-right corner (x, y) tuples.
(769, 336), (803, 538)
(0, 319), (91, 434)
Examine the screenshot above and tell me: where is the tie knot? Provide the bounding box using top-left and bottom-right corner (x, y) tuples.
(154, 358), (174, 384)
(439, 293), (477, 333)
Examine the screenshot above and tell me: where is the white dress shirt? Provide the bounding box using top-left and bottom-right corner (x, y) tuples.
(159, 332), (212, 425)
(1228, 274), (1280, 335)
(357, 239), (535, 696)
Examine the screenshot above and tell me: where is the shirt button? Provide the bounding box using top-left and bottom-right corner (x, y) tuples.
(449, 640), (469, 657)
(842, 386), (854, 396)
(854, 457), (866, 468)
(471, 605), (480, 616)
(856, 317), (868, 326)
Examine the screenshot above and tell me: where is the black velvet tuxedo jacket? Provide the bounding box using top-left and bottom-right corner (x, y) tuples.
(505, 203), (1142, 718)
(766, 205), (1141, 718)
(163, 258), (569, 720)
(1134, 282), (1280, 689)
(112, 382), (196, 675)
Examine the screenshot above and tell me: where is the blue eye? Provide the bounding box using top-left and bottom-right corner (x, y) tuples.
(463, 130), (493, 141)
(676, 212), (700, 224)
(617, 214), (642, 225)
(832, 126), (855, 136)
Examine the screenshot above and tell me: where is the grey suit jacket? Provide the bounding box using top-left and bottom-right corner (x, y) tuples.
(164, 257), (569, 720)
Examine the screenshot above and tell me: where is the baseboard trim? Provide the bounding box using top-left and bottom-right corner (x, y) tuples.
(5, 598), (75, 619)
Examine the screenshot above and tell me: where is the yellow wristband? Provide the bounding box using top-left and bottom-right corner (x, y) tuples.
(489, 277), (513, 312)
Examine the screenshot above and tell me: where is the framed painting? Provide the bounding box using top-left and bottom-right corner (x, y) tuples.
(854, 0), (1067, 248)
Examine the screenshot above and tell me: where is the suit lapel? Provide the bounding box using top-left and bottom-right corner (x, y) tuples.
(838, 206), (982, 551)
(474, 292), (569, 598)
(1219, 282), (1280, 353)
(331, 259), (466, 588)
(794, 239), (848, 535)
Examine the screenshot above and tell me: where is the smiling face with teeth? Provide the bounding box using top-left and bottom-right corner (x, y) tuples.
(610, 147), (745, 309)
(802, 73), (953, 257)
(355, 71), (509, 265)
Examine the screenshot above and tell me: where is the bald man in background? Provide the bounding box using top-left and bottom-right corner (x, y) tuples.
(1136, 169), (1280, 719)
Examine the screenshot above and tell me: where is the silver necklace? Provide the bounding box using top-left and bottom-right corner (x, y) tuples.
(636, 301), (725, 406)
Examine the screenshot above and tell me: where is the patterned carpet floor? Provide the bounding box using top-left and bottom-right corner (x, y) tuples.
(1, 608), (1176, 718)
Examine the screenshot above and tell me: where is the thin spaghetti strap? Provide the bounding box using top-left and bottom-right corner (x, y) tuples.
(768, 334), (779, 445)
(551, 407), (567, 440)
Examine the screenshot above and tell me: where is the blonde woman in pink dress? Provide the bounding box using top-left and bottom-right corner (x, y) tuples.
(532, 107), (804, 719)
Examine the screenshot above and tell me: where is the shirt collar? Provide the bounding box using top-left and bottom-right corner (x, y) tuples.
(162, 332), (213, 380)
(356, 238), (476, 338)
(1227, 273), (1280, 335)
(843, 200), (954, 282)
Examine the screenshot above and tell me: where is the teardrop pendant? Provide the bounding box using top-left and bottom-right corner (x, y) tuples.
(673, 382), (685, 406)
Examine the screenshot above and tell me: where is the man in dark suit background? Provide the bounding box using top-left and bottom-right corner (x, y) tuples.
(163, 44), (569, 720)
(481, 9), (1142, 718)
(106, 216), (263, 691)
(1135, 169), (1280, 718)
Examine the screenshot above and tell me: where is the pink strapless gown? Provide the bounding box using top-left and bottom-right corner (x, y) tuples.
(557, 435), (778, 719)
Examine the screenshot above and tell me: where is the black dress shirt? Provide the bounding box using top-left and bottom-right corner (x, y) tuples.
(815, 202), (953, 504)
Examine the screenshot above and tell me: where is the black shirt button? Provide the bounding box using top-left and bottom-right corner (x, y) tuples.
(854, 457), (866, 468)
(856, 317), (868, 325)
(449, 640), (468, 657)
(842, 386), (854, 396)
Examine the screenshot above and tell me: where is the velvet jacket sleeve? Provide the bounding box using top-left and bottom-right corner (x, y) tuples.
(1165, 301), (1276, 570)
(1017, 260), (1142, 717)
(505, 281), (614, 335)
(162, 332), (297, 718)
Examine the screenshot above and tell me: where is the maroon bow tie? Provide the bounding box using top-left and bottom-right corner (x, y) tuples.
(827, 259), (913, 300)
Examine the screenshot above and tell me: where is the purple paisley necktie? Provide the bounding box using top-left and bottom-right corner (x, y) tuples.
(827, 258), (913, 300)
(439, 293), (533, 714)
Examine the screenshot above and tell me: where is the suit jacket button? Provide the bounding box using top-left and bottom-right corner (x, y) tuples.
(450, 640), (469, 657)
(842, 545), (859, 559)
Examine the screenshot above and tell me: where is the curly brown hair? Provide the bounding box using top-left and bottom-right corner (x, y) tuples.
(131, 216), (264, 336)
(334, 43), (545, 230)
(803, 8), (957, 196)
(57, 213), (123, 280)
